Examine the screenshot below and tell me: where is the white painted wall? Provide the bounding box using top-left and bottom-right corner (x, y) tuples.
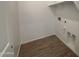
(0, 2), (20, 57)
(7, 2), (20, 56)
(18, 1), (56, 44)
(0, 2), (9, 55)
(0, 1), (55, 56)
(50, 1), (79, 55)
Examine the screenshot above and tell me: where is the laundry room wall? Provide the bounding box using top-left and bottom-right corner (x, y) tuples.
(50, 1), (79, 56)
(18, 1), (56, 44)
(0, 2), (20, 57)
(6, 2), (21, 56)
(0, 2), (9, 56)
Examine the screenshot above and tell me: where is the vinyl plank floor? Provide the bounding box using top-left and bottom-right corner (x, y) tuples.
(19, 35), (77, 57)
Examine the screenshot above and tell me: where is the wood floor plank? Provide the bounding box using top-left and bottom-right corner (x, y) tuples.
(19, 35), (77, 57)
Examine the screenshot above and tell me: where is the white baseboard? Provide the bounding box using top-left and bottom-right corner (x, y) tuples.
(21, 34), (55, 45)
(0, 42), (9, 57)
(0, 42), (14, 57)
(56, 35), (79, 56)
(0, 42), (21, 57)
(16, 42), (21, 57)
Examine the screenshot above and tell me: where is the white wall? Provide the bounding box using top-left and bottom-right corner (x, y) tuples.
(0, 2), (20, 57)
(50, 1), (79, 55)
(6, 2), (20, 56)
(0, 2), (9, 55)
(18, 1), (56, 44)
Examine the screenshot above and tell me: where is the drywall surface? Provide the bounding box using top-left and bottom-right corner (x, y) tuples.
(0, 2), (20, 57)
(18, 1), (56, 44)
(50, 2), (79, 55)
(0, 2), (9, 55)
(7, 2), (20, 56)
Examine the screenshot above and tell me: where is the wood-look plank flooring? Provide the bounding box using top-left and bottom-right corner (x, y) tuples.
(19, 35), (77, 57)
